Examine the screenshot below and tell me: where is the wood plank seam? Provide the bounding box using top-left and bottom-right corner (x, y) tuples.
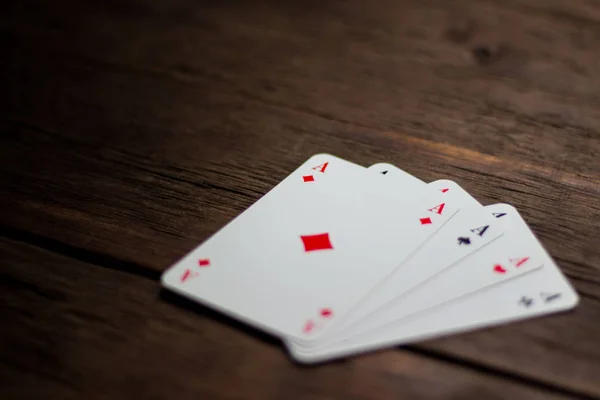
(0, 224), (160, 281)
(404, 347), (598, 400)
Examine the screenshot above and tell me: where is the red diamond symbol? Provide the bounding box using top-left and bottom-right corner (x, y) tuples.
(420, 217), (432, 225)
(320, 308), (333, 318)
(198, 258), (211, 267)
(303, 319), (315, 334)
(303, 175), (315, 182)
(301, 233), (333, 252)
(441, 188), (449, 193)
(493, 264), (507, 274)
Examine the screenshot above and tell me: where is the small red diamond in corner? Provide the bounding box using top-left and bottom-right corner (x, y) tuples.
(441, 188), (449, 193)
(419, 217), (432, 225)
(301, 233), (334, 252)
(303, 175), (315, 182)
(320, 308), (333, 318)
(493, 264), (507, 274)
(303, 320), (316, 334)
(198, 258), (211, 267)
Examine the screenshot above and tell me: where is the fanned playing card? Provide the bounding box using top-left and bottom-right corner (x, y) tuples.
(288, 167), (506, 351)
(160, 155), (578, 363)
(288, 203), (577, 363)
(287, 201), (577, 363)
(162, 154), (459, 341)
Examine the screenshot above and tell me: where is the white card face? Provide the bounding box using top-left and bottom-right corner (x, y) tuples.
(286, 204), (578, 363)
(296, 203), (543, 348)
(290, 172), (504, 349)
(162, 154), (460, 341)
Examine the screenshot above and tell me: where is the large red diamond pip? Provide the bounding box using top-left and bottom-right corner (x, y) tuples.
(301, 233), (334, 252)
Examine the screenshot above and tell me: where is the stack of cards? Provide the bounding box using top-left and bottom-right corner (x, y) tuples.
(161, 154), (579, 363)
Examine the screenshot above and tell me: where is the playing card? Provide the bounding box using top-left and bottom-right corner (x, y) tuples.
(288, 166), (504, 350)
(292, 202), (543, 351)
(287, 204), (577, 363)
(162, 154), (459, 341)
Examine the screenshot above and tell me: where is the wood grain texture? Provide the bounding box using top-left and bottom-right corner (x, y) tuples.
(0, 238), (576, 400)
(1, 0), (600, 398)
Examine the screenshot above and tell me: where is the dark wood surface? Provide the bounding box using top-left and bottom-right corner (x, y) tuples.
(1, 0), (599, 398)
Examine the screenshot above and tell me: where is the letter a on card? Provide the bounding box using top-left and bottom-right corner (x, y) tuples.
(510, 256), (530, 268)
(470, 225), (490, 237)
(312, 162), (329, 173)
(428, 203), (446, 215)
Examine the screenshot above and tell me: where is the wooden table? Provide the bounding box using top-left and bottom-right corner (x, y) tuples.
(2, 1), (599, 399)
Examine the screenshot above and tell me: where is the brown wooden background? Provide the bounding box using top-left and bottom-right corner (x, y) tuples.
(1, 0), (600, 399)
